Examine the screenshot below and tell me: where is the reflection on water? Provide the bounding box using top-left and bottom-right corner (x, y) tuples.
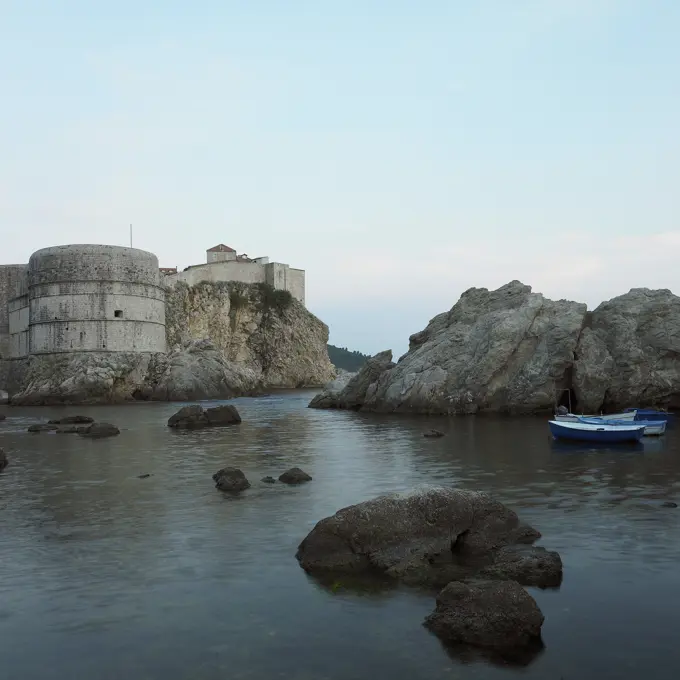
(2, 391), (680, 679)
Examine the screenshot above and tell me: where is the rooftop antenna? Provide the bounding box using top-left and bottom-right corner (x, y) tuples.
(129, 224), (132, 248)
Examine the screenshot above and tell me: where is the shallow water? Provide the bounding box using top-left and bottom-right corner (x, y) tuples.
(1, 392), (679, 679)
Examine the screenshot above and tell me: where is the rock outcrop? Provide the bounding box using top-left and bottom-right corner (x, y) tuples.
(140, 339), (262, 401)
(165, 281), (335, 388)
(573, 288), (680, 412)
(8, 341), (261, 405)
(308, 371), (356, 409)
(310, 281), (680, 415)
(424, 579), (544, 653)
(296, 487), (559, 589)
(79, 422), (120, 438)
(0, 448), (7, 472)
(167, 404), (242, 429)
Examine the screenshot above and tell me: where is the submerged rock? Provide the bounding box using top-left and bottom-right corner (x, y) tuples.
(27, 423), (59, 433)
(279, 467), (312, 484)
(0, 413), (6, 421)
(213, 467), (250, 492)
(295, 487), (558, 589)
(261, 476), (277, 484)
(661, 501), (678, 508)
(79, 422), (120, 438)
(424, 579), (544, 652)
(55, 425), (89, 434)
(424, 429), (445, 438)
(0, 448), (7, 471)
(167, 404), (242, 429)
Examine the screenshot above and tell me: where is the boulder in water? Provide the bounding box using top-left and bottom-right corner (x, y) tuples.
(424, 429), (445, 438)
(167, 404), (241, 429)
(213, 467), (250, 492)
(79, 422), (120, 438)
(295, 487), (558, 589)
(279, 467), (312, 484)
(48, 415), (95, 425)
(0, 448), (7, 472)
(423, 579), (544, 652)
(27, 423), (59, 433)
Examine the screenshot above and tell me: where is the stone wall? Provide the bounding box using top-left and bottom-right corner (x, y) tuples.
(166, 260), (306, 304)
(0, 265), (28, 358)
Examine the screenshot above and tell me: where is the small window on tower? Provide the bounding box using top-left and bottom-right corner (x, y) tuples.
(114, 310), (123, 318)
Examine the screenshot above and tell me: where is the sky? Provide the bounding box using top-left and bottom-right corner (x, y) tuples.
(1, 1), (679, 357)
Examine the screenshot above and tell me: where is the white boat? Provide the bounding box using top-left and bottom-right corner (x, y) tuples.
(555, 410), (637, 422)
(549, 420), (645, 443)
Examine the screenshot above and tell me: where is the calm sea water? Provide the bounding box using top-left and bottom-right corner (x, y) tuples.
(1, 391), (679, 680)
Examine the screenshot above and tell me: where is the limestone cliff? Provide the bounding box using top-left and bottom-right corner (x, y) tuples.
(312, 281), (680, 415)
(165, 281), (335, 388)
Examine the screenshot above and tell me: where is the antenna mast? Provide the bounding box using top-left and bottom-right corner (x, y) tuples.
(129, 224), (132, 248)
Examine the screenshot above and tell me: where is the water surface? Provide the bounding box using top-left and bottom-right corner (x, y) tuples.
(1, 392), (679, 679)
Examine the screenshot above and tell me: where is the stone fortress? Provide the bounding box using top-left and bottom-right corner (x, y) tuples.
(0, 243), (306, 362)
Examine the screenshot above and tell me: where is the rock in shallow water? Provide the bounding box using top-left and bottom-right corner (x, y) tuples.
(27, 423), (59, 433)
(424, 579), (544, 652)
(279, 467), (312, 484)
(167, 404), (241, 429)
(213, 467), (250, 492)
(79, 422), (120, 438)
(424, 429), (445, 438)
(48, 415), (94, 424)
(0, 448), (7, 471)
(261, 476), (277, 484)
(295, 487), (559, 589)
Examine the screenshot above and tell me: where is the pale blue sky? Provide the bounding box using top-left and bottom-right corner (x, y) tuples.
(2, 1), (679, 356)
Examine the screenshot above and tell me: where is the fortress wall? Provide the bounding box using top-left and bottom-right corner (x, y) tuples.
(287, 268), (305, 305)
(167, 261), (267, 287)
(27, 245), (166, 355)
(0, 265), (28, 358)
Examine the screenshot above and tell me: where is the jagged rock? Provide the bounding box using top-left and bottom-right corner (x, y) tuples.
(279, 467), (312, 484)
(476, 546), (562, 588)
(309, 351), (395, 410)
(574, 289), (680, 412)
(295, 487), (552, 588)
(424, 429), (445, 438)
(423, 579), (544, 652)
(79, 422), (120, 438)
(213, 467), (250, 492)
(140, 340), (263, 401)
(308, 372), (355, 408)
(167, 404), (241, 429)
(27, 423), (59, 432)
(261, 476), (277, 484)
(165, 281), (335, 388)
(0, 448), (7, 472)
(310, 282), (586, 414)
(48, 415), (94, 424)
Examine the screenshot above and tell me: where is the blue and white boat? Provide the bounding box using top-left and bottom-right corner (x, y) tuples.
(555, 410), (637, 423)
(548, 420), (646, 443)
(577, 416), (666, 436)
(623, 408), (673, 423)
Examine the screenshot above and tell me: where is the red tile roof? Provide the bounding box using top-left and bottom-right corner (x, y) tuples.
(207, 244), (236, 253)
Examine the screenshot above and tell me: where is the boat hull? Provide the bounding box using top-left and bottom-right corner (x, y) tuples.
(624, 408), (673, 422)
(549, 420), (645, 443)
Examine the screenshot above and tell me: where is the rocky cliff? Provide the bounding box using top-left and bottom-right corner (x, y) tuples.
(5, 281), (335, 405)
(165, 281), (334, 388)
(310, 281), (680, 415)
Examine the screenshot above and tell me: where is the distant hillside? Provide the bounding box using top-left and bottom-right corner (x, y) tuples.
(327, 344), (370, 372)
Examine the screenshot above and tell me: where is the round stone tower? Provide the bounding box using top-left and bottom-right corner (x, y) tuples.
(27, 244), (166, 355)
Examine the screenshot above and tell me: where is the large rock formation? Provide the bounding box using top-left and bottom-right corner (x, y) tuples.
(165, 281), (335, 388)
(311, 282), (586, 414)
(5, 282), (335, 405)
(573, 288), (680, 412)
(310, 282), (680, 415)
(296, 487), (561, 589)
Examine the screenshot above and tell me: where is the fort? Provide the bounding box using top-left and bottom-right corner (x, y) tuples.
(0, 243), (305, 361)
